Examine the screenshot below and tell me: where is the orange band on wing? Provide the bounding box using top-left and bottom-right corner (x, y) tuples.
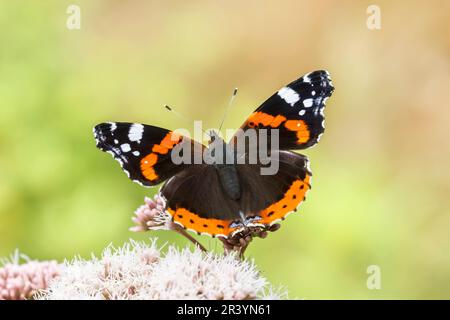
(140, 132), (182, 182)
(151, 132), (182, 155)
(245, 113), (310, 144)
(257, 175), (311, 225)
(152, 144), (169, 154)
(160, 132), (181, 148)
(167, 207), (238, 238)
(284, 120), (310, 144)
(246, 112), (286, 128)
(167, 175), (311, 237)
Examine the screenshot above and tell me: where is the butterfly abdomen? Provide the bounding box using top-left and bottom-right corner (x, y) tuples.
(215, 164), (241, 201)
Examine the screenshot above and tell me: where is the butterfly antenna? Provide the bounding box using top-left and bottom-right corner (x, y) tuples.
(164, 104), (211, 137)
(218, 87), (238, 133)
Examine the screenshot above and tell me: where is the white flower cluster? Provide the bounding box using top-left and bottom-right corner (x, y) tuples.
(38, 239), (286, 300)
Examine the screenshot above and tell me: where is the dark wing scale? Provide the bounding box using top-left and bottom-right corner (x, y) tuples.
(236, 151), (310, 214)
(94, 122), (204, 187)
(160, 151), (311, 238)
(234, 70), (334, 150)
(160, 165), (244, 237)
(236, 151), (311, 228)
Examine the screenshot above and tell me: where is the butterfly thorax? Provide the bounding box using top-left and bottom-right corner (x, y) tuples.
(207, 131), (241, 201)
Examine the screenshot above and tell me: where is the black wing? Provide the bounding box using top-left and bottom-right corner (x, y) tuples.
(233, 70), (334, 150)
(94, 122), (204, 187)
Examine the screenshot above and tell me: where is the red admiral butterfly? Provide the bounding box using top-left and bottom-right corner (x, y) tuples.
(94, 70), (334, 238)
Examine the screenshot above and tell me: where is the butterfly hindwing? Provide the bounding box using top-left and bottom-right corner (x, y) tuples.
(160, 151), (311, 238)
(234, 70), (334, 150)
(160, 164), (243, 237)
(94, 122), (203, 186)
(238, 151), (312, 227)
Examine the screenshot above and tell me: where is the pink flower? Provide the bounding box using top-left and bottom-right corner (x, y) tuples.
(0, 251), (60, 300)
(130, 195), (172, 232)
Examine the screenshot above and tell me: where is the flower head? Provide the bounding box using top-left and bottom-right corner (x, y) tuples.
(130, 194), (173, 232)
(38, 239), (286, 300)
(0, 250), (60, 300)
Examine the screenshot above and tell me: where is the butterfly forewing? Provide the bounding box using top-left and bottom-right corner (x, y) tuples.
(234, 70), (334, 150)
(94, 122), (204, 186)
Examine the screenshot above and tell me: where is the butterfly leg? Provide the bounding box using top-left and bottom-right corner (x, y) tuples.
(171, 223), (208, 252)
(219, 224), (282, 259)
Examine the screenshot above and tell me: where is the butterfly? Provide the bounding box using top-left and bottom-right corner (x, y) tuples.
(94, 70), (334, 238)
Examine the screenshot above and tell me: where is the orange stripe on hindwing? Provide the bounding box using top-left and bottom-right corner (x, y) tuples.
(140, 132), (182, 181)
(166, 175), (311, 238)
(167, 208), (238, 238)
(257, 175), (311, 225)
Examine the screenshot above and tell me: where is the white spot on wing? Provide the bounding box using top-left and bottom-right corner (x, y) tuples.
(317, 133), (323, 142)
(278, 87), (300, 106)
(120, 143), (131, 152)
(305, 158), (312, 172)
(303, 98), (313, 108)
(299, 109), (306, 116)
(128, 123), (144, 143)
(108, 122), (117, 132)
(132, 151), (140, 156)
(303, 73), (311, 83)
(133, 179), (144, 186)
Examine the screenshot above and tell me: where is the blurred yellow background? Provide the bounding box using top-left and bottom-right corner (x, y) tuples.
(1, 0), (449, 299)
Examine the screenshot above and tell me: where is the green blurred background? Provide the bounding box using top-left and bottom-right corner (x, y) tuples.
(1, 1), (449, 299)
